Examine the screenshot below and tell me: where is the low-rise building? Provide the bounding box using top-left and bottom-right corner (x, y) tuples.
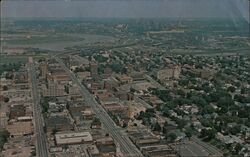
(156, 65), (181, 81)
(55, 131), (93, 145)
(6, 121), (34, 136)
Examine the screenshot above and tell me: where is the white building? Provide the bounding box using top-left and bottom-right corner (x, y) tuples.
(55, 131), (93, 145)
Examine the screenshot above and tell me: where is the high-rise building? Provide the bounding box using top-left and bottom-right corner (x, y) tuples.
(90, 62), (99, 80)
(103, 67), (112, 78)
(40, 62), (48, 78)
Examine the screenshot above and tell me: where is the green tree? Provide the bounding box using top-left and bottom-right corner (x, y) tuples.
(176, 119), (187, 129)
(185, 127), (193, 139)
(218, 97), (234, 108)
(152, 122), (161, 131)
(0, 129), (10, 150)
(42, 101), (49, 113)
(227, 86), (236, 93)
(201, 105), (215, 115)
(200, 128), (216, 141)
(3, 97), (10, 103)
(233, 143), (242, 155)
(109, 62), (127, 74)
(94, 55), (108, 63)
(2, 85), (8, 91)
(191, 96), (208, 107)
(166, 132), (177, 142)
(229, 125), (241, 135)
(52, 128), (58, 135)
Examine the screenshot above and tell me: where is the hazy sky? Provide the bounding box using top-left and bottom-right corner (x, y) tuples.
(1, 0), (249, 21)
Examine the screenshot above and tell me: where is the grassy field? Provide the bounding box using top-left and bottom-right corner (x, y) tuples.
(0, 55), (49, 64)
(0, 56), (28, 64)
(5, 35), (85, 45)
(3, 33), (115, 51)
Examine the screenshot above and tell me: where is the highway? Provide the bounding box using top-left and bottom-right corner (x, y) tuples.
(55, 57), (143, 157)
(28, 59), (49, 157)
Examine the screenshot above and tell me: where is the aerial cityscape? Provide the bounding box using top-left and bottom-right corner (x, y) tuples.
(0, 1), (250, 157)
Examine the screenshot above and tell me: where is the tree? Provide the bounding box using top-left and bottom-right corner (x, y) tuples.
(185, 128), (193, 139)
(178, 79), (189, 86)
(109, 62), (127, 74)
(5, 72), (14, 79)
(151, 89), (172, 102)
(200, 119), (213, 128)
(191, 96), (208, 107)
(130, 88), (136, 93)
(94, 55), (108, 63)
(74, 67), (85, 73)
(166, 132), (177, 142)
(234, 94), (250, 103)
(176, 89), (185, 97)
(2, 85), (8, 91)
(217, 97), (234, 108)
(52, 128), (58, 135)
(42, 101), (49, 113)
(3, 97), (9, 103)
(233, 143), (242, 155)
(240, 88), (246, 94)
(0, 129), (10, 150)
(152, 122), (161, 131)
(229, 125), (241, 135)
(201, 105), (215, 115)
(200, 128), (216, 141)
(227, 86), (236, 93)
(176, 119), (187, 129)
(162, 106), (170, 117)
(210, 90), (230, 102)
(64, 85), (69, 94)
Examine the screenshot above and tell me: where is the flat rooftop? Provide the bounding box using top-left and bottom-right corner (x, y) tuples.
(55, 131), (93, 145)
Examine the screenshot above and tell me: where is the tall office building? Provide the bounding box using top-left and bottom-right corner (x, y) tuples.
(40, 62), (48, 78)
(90, 62), (99, 80)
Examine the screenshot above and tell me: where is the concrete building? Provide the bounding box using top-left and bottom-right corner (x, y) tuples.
(116, 75), (133, 84)
(42, 81), (66, 97)
(6, 122), (34, 136)
(77, 71), (91, 80)
(55, 131), (93, 145)
(156, 65), (181, 81)
(141, 144), (177, 157)
(103, 67), (112, 79)
(40, 62), (48, 78)
(87, 144), (101, 157)
(90, 62), (99, 80)
(96, 137), (117, 157)
(47, 69), (71, 83)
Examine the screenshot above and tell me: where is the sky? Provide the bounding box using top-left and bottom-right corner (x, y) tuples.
(1, 0), (249, 22)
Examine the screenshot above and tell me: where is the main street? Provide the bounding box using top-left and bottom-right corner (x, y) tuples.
(28, 58), (49, 157)
(55, 56), (143, 157)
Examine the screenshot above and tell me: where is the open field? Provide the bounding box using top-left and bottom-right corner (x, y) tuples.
(0, 55), (49, 64)
(0, 56), (28, 64)
(2, 33), (116, 51)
